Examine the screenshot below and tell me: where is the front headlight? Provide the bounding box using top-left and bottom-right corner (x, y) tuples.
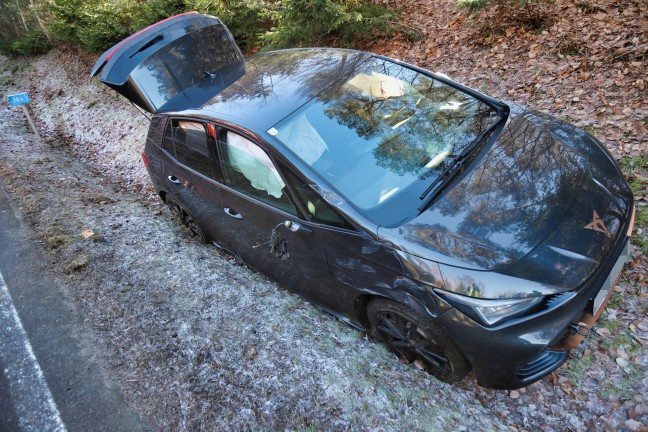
(438, 290), (544, 326)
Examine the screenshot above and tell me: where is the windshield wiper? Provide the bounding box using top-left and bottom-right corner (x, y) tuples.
(417, 115), (504, 213)
(416, 157), (466, 212)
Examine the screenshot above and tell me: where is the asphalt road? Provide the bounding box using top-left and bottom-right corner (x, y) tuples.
(0, 185), (147, 432)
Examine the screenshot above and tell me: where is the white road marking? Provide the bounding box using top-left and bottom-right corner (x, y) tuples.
(0, 271), (67, 432)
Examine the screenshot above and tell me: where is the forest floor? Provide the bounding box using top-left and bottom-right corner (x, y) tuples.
(0, 0), (647, 430)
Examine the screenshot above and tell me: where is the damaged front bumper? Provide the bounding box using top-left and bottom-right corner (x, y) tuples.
(435, 227), (632, 389)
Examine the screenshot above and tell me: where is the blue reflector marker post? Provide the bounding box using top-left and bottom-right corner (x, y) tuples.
(7, 92), (42, 143)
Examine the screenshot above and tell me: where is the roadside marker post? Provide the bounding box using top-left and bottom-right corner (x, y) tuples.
(8, 92), (42, 143)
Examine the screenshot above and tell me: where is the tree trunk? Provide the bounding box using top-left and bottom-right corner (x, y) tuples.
(14, 0), (29, 31)
(29, 0), (51, 41)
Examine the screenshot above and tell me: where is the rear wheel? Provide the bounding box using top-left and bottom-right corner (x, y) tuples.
(165, 197), (208, 243)
(367, 298), (470, 383)
(165, 196), (184, 222)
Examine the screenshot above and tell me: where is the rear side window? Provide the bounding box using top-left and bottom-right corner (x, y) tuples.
(162, 121), (176, 157)
(147, 115), (167, 148)
(164, 119), (215, 178)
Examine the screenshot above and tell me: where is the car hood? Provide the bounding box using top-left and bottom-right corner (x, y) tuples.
(378, 107), (633, 280)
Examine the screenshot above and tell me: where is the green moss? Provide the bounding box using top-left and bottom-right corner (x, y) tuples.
(562, 353), (595, 383)
(598, 370), (642, 400)
(600, 316), (621, 332)
(606, 292), (623, 309)
(626, 338), (643, 357)
(603, 331), (631, 350)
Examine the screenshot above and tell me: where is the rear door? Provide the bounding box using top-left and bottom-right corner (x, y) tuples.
(160, 118), (224, 239)
(90, 12), (244, 113)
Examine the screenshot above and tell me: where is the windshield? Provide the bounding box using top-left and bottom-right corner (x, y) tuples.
(272, 57), (498, 227)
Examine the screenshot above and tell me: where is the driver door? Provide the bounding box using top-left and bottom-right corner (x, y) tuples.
(212, 128), (341, 310)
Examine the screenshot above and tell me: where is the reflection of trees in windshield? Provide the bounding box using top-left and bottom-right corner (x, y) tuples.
(132, 24), (244, 110)
(437, 113), (584, 247)
(373, 134), (433, 176)
(135, 56), (177, 108)
(213, 50), (372, 109)
(400, 112), (589, 270)
(318, 59), (496, 178)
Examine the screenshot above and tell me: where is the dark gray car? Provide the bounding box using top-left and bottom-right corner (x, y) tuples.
(92, 13), (635, 389)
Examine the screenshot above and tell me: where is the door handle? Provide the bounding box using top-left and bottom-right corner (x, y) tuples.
(167, 175), (181, 185)
(223, 207), (243, 219)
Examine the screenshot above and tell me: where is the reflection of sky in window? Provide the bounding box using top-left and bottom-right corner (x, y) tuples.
(489, 231), (518, 248)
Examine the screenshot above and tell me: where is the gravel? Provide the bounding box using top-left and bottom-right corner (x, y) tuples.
(0, 46), (646, 432)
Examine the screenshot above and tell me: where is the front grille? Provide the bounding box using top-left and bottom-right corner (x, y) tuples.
(543, 291), (575, 310)
(517, 350), (568, 383)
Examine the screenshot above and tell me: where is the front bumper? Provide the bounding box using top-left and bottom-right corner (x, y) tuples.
(436, 233), (632, 389)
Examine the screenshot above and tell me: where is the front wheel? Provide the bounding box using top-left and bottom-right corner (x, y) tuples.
(367, 298), (470, 383)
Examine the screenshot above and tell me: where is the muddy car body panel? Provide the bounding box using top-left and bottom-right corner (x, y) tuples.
(93, 13), (635, 389)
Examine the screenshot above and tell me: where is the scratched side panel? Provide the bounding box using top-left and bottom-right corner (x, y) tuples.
(320, 228), (447, 323)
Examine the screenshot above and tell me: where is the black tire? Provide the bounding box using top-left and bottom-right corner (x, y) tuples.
(367, 298), (470, 383)
(165, 196), (184, 222)
(165, 197), (208, 243)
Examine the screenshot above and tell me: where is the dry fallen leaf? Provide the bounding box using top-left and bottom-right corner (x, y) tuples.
(596, 327), (612, 337)
(81, 229), (94, 239)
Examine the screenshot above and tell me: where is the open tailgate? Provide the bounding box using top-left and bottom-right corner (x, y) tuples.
(91, 12), (244, 113)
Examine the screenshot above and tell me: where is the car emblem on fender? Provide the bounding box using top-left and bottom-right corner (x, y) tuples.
(584, 210), (611, 238)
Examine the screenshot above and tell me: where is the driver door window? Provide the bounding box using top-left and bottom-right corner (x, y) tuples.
(280, 165), (356, 230)
(218, 131), (296, 215)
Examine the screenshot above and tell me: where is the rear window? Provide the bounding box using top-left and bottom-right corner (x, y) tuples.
(272, 57), (498, 227)
(130, 25), (243, 111)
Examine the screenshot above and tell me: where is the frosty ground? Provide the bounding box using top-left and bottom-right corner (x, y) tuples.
(0, 45), (646, 431)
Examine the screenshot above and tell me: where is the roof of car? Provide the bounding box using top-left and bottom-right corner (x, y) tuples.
(193, 48), (374, 132)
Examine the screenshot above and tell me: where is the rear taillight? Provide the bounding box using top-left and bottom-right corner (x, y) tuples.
(141, 152), (150, 170)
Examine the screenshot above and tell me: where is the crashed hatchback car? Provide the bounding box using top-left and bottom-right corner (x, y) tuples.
(91, 12), (635, 389)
